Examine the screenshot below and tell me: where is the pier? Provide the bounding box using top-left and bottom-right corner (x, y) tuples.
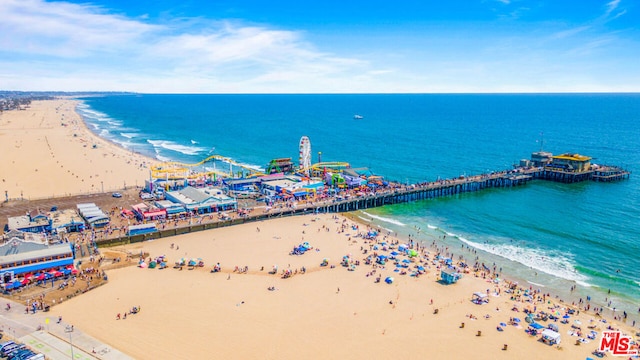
(94, 164), (630, 247)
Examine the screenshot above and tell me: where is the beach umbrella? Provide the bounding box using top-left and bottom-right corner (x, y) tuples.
(385, 276), (394, 284)
(500, 322), (507, 327)
(54, 271), (64, 277)
(12, 280), (22, 288)
(402, 259), (411, 263)
(36, 273), (46, 281)
(71, 269), (79, 275)
(21, 278), (30, 285)
(513, 318), (521, 323)
(390, 251), (399, 256)
(139, 262), (147, 268)
(408, 249), (418, 257)
(417, 266), (425, 271)
(574, 320), (582, 325)
(563, 314), (570, 319)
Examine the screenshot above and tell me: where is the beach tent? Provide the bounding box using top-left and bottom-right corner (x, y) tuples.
(541, 329), (561, 345)
(472, 292), (489, 304)
(385, 276), (394, 284)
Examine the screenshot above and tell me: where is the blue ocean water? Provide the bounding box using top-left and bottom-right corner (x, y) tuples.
(77, 94), (640, 316)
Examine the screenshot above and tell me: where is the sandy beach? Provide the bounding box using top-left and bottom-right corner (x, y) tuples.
(46, 213), (634, 360)
(0, 99), (155, 200)
(1, 99), (638, 359)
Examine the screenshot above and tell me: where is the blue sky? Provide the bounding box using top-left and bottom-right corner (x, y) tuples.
(1, 0), (638, 93)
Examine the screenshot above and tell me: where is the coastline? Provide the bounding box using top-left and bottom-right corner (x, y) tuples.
(0, 98), (156, 200)
(0, 98), (637, 359)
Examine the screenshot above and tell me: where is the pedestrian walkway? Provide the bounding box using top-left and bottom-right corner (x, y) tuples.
(1, 298), (131, 360)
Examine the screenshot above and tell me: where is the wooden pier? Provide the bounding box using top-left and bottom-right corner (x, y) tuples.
(94, 165), (630, 247)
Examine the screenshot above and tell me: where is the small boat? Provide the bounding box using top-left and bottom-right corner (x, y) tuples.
(353, 114), (363, 119)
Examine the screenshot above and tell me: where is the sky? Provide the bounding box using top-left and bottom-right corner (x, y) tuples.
(0, 0), (638, 93)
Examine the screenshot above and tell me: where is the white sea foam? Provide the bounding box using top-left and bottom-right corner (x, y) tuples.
(427, 224), (437, 230)
(361, 211), (406, 227)
(120, 133), (139, 139)
(456, 237), (590, 284)
(235, 161), (265, 173)
(356, 216), (372, 223)
(147, 139), (206, 156)
(527, 281), (546, 288)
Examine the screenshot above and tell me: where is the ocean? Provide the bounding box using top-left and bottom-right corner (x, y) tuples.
(76, 93), (640, 316)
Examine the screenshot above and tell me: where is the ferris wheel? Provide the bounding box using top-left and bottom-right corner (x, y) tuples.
(299, 136), (311, 175)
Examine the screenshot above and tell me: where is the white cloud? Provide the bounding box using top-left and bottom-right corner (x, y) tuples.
(0, 0), (637, 93)
(0, 0), (157, 57)
(605, 0), (620, 16)
(0, 0), (374, 92)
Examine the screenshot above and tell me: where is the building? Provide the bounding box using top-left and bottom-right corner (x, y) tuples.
(266, 158), (294, 174)
(77, 203), (110, 228)
(50, 209), (85, 234)
(0, 231), (74, 289)
(530, 151), (553, 167)
(154, 200), (187, 218)
(6, 210), (51, 233)
(165, 186), (237, 214)
(548, 153), (592, 172)
(131, 203), (167, 221)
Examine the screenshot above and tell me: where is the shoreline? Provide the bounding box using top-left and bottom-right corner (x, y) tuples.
(0, 98), (156, 200)
(342, 212), (640, 326)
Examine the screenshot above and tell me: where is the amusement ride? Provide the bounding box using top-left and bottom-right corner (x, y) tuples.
(148, 136), (351, 182)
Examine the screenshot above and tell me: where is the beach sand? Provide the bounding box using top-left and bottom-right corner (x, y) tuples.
(50, 214), (629, 360)
(0, 99), (154, 200)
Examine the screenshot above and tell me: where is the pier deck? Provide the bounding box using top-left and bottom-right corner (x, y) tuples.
(93, 165), (630, 247)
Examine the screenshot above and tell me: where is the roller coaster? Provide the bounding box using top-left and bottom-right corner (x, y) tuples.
(303, 162), (351, 177)
(150, 154), (352, 181)
(150, 154), (266, 180)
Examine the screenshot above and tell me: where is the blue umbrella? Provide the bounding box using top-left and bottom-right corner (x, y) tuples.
(563, 314), (570, 319)
(12, 280), (22, 288)
(417, 266), (425, 271)
(390, 251), (399, 256)
(385, 276), (394, 284)
(500, 322), (507, 327)
(513, 318), (521, 323)
(402, 259), (411, 263)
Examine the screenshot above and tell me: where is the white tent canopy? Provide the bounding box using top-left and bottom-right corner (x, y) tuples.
(541, 329), (561, 344)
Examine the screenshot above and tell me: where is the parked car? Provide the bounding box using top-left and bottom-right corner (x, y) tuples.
(140, 192), (154, 200)
(112, 192), (123, 198)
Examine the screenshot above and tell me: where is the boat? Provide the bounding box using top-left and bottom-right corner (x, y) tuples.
(353, 114), (363, 119)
